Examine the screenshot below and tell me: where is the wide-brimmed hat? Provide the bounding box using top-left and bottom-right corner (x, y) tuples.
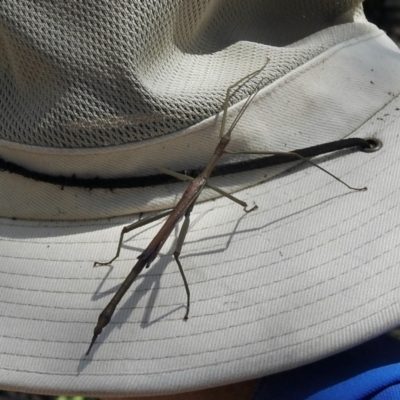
(1, 1), (400, 397)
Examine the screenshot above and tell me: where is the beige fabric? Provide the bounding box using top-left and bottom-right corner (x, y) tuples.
(1, 0), (364, 148)
(0, 1), (372, 220)
(2, 1), (400, 398)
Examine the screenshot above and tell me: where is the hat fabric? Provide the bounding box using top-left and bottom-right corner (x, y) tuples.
(1, 1), (400, 397)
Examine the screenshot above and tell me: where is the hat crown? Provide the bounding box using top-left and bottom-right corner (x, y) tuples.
(1, 0), (365, 149)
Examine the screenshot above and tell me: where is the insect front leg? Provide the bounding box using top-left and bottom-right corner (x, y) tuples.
(224, 150), (367, 192)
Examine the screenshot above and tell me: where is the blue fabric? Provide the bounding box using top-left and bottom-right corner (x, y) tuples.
(252, 333), (400, 400)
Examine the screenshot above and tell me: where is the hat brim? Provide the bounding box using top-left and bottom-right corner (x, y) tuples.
(1, 30), (400, 396)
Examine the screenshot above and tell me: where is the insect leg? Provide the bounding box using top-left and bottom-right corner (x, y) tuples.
(155, 166), (257, 212)
(224, 150), (367, 192)
(173, 202), (197, 320)
(94, 209), (172, 266)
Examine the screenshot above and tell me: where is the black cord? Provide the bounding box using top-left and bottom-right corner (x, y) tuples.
(0, 138), (371, 189)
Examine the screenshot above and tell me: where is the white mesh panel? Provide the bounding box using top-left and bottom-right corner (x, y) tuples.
(0, 0), (366, 148)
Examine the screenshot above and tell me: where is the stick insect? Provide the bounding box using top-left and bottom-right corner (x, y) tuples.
(86, 61), (366, 354)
